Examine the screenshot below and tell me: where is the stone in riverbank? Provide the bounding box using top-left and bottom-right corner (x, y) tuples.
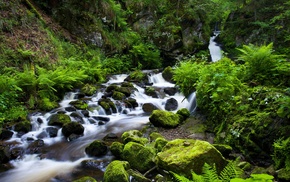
(103, 160), (130, 182)
(48, 113), (71, 127)
(62, 122), (84, 138)
(149, 110), (180, 128)
(85, 140), (108, 157)
(156, 139), (227, 178)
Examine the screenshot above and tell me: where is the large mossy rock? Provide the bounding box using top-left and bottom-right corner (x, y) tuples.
(85, 140), (108, 157)
(48, 114), (71, 127)
(121, 130), (148, 145)
(98, 98), (117, 115)
(149, 110), (180, 128)
(156, 139), (227, 178)
(110, 142), (124, 159)
(122, 142), (156, 172)
(176, 108), (190, 122)
(103, 160), (130, 182)
(62, 122), (84, 138)
(69, 100), (88, 110)
(162, 66), (174, 83)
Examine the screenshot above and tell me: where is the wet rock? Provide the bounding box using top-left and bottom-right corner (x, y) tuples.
(121, 130), (148, 145)
(117, 87), (133, 97)
(145, 87), (158, 98)
(69, 100), (88, 110)
(92, 116), (110, 122)
(142, 103), (158, 113)
(37, 118), (43, 124)
(149, 110), (180, 128)
(0, 129), (14, 140)
(213, 144), (233, 158)
(70, 112), (84, 123)
(162, 66), (174, 83)
(98, 98), (117, 115)
(112, 91), (126, 100)
(81, 110), (90, 117)
(103, 160), (130, 182)
(10, 147), (24, 159)
(165, 98), (178, 111)
(124, 98), (138, 108)
(48, 113), (71, 127)
(164, 87), (178, 96)
(46, 127), (58, 137)
(106, 84), (118, 93)
(121, 82), (134, 88)
(65, 106), (77, 112)
(62, 122), (85, 138)
(27, 139), (45, 154)
(123, 142), (156, 172)
(110, 142), (124, 159)
(37, 131), (48, 139)
(0, 146), (9, 163)
(156, 139), (228, 178)
(85, 140), (108, 157)
(103, 133), (118, 142)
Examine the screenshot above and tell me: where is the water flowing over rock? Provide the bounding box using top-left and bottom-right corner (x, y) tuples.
(0, 71), (196, 181)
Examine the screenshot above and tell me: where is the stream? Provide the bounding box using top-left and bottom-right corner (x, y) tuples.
(0, 33), (222, 181)
(0, 72), (195, 182)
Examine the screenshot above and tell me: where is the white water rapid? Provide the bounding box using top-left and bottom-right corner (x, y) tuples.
(208, 31), (222, 62)
(0, 71), (195, 182)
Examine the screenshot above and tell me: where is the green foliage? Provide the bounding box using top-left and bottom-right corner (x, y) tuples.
(237, 43), (284, 84)
(102, 55), (132, 74)
(171, 161), (242, 182)
(196, 58), (245, 120)
(173, 61), (204, 97)
(276, 96), (290, 118)
(129, 43), (162, 69)
(272, 137), (290, 170)
(231, 174), (274, 182)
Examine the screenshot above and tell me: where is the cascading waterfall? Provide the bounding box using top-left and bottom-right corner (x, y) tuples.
(0, 71), (196, 182)
(208, 25), (222, 62)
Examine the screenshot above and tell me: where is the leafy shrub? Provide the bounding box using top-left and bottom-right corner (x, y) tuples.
(272, 137), (290, 170)
(173, 61), (204, 97)
(237, 43), (284, 85)
(129, 43), (162, 69)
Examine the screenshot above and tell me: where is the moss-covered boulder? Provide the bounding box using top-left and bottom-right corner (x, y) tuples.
(112, 91), (126, 100)
(69, 100), (88, 110)
(110, 142), (124, 159)
(149, 110), (180, 128)
(0, 129), (14, 140)
(121, 130), (148, 145)
(156, 139), (227, 178)
(176, 108), (190, 122)
(145, 87), (158, 98)
(85, 140), (108, 157)
(62, 122), (84, 138)
(162, 66), (174, 83)
(103, 160), (130, 182)
(73, 176), (96, 182)
(98, 98), (117, 115)
(117, 87), (133, 97)
(149, 132), (164, 141)
(124, 98), (138, 108)
(122, 142), (156, 172)
(14, 120), (32, 134)
(154, 138), (168, 152)
(81, 84), (98, 96)
(121, 82), (134, 88)
(48, 113), (71, 127)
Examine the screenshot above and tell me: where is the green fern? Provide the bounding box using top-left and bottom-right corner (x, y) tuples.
(170, 171), (193, 182)
(219, 161), (242, 181)
(201, 163), (220, 182)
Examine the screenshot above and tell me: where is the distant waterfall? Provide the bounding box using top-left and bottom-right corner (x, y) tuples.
(208, 24), (222, 62)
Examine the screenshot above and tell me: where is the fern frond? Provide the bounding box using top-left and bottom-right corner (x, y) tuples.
(170, 171), (193, 182)
(202, 163), (220, 182)
(192, 171), (205, 182)
(219, 161), (241, 182)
